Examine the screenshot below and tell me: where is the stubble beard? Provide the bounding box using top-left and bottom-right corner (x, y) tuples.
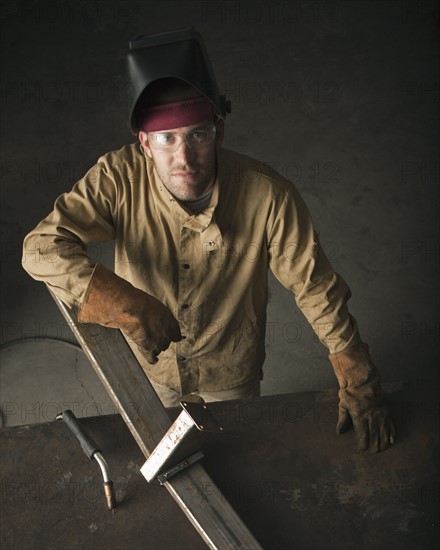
(158, 156), (217, 201)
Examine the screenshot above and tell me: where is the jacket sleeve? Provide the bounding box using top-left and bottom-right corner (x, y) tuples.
(267, 184), (361, 354)
(22, 158), (118, 308)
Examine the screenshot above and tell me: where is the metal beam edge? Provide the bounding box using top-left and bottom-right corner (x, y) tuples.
(48, 287), (262, 549)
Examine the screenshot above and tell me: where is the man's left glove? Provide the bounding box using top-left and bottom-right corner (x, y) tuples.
(329, 342), (395, 453)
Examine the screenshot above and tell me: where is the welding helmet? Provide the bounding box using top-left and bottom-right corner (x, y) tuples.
(126, 27), (231, 134)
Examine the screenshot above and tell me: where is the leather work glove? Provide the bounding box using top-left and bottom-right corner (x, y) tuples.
(329, 342), (395, 453)
(78, 263), (183, 364)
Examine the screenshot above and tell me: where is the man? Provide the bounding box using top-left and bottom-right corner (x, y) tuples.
(22, 28), (394, 453)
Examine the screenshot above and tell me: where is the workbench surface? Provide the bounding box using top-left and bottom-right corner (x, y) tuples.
(1, 381), (438, 550)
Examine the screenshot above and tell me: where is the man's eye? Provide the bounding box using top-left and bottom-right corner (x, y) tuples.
(190, 130), (208, 141)
(156, 133), (175, 144)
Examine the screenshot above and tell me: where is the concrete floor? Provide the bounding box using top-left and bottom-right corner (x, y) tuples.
(1, 1), (439, 427)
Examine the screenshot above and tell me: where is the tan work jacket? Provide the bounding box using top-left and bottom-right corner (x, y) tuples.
(22, 143), (360, 393)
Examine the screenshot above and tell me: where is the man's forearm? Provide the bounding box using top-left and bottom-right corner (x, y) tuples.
(22, 158), (118, 307)
(22, 223), (96, 308)
(295, 265), (362, 354)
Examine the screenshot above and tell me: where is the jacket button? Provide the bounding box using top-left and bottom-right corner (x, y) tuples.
(181, 303), (189, 310)
(182, 263), (190, 269)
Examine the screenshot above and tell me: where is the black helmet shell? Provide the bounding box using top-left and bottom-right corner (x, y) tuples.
(126, 27), (231, 134)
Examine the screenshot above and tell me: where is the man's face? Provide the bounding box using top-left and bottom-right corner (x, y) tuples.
(139, 119), (224, 201)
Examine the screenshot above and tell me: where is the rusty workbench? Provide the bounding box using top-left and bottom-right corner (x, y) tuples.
(1, 380), (438, 550)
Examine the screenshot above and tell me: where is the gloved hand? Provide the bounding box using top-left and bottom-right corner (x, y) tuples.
(329, 342), (395, 453)
(78, 263), (183, 364)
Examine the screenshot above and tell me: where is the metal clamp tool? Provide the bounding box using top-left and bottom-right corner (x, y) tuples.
(140, 401), (223, 484)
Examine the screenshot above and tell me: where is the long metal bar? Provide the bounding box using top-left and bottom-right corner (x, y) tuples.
(49, 288), (261, 549)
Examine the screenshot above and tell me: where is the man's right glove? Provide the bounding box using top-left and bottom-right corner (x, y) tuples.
(78, 263), (183, 364)
(329, 342), (395, 453)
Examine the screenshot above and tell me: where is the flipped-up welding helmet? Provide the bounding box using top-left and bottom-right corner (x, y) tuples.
(126, 27), (231, 134)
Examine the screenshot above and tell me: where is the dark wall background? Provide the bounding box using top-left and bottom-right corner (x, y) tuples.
(1, 0), (438, 397)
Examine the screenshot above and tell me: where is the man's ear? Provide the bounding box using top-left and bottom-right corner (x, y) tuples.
(139, 131), (153, 158)
(215, 119), (225, 149)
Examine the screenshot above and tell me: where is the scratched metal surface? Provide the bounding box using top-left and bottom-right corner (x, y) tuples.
(1, 381), (438, 550)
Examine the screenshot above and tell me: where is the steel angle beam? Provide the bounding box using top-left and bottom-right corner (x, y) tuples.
(48, 287), (261, 549)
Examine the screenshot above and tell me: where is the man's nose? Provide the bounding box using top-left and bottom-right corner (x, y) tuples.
(174, 137), (194, 163)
